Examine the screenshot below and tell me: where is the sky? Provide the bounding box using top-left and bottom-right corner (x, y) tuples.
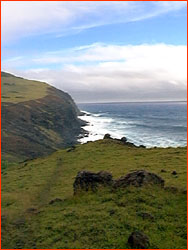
(2, 1), (187, 103)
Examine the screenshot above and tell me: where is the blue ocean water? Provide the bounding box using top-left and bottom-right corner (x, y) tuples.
(77, 102), (187, 148)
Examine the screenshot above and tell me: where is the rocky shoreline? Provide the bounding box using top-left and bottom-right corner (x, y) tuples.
(77, 111), (146, 148)
(77, 111), (147, 147)
(103, 133), (146, 148)
(77, 111), (187, 149)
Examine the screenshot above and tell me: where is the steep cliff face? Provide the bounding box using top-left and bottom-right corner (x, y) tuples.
(2, 72), (83, 162)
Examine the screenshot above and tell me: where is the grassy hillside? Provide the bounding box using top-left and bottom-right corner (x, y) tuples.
(2, 139), (187, 249)
(2, 72), (48, 103)
(2, 72), (83, 162)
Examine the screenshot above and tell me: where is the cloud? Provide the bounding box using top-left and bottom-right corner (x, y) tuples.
(2, 1), (187, 43)
(3, 43), (187, 102)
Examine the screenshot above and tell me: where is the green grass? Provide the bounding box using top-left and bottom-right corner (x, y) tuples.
(1, 140), (187, 249)
(2, 72), (48, 103)
(1, 160), (10, 173)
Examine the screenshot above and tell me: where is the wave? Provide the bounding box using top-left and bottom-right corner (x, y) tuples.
(78, 109), (187, 148)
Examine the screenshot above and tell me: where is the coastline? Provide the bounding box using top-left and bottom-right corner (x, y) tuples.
(78, 110), (187, 148)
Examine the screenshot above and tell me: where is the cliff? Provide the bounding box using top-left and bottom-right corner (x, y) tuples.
(2, 72), (84, 162)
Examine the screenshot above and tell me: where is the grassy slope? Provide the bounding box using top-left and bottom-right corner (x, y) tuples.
(2, 140), (187, 249)
(2, 72), (48, 103)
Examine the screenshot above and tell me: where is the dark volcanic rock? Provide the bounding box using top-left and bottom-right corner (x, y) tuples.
(103, 134), (145, 148)
(73, 170), (164, 194)
(49, 198), (64, 205)
(73, 170), (113, 194)
(161, 169), (167, 173)
(172, 171), (177, 175)
(120, 137), (127, 143)
(103, 133), (112, 139)
(128, 231), (150, 249)
(79, 111), (87, 116)
(113, 170), (164, 188)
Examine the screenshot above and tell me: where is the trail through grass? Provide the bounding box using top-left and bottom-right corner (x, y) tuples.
(2, 140), (187, 249)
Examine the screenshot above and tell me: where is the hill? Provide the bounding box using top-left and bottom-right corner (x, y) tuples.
(1, 71), (48, 103)
(1, 72), (84, 162)
(2, 139), (187, 249)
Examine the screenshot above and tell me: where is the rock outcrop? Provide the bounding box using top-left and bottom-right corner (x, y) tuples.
(113, 170), (164, 188)
(172, 171), (177, 175)
(73, 170), (164, 194)
(103, 133), (113, 139)
(128, 231), (150, 249)
(73, 170), (113, 194)
(103, 134), (146, 148)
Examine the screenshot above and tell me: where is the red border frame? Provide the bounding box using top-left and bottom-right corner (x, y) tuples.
(0, 1), (187, 250)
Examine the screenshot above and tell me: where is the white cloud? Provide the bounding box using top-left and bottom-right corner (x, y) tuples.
(2, 1), (186, 102)
(2, 1), (187, 42)
(3, 43), (187, 102)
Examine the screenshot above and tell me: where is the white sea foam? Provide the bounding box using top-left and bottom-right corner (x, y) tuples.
(78, 112), (120, 143)
(78, 109), (187, 148)
(78, 111), (139, 144)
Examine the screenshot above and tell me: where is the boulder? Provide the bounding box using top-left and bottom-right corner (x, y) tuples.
(103, 133), (112, 139)
(128, 231), (149, 249)
(73, 170), (113, 194)
(161, 169), (167, 173)
(120, 137), (127, 143)
(114, 170), (164, 188)
(172, 171), (177, 175)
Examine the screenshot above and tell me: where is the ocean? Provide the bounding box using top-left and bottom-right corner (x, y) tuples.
(77, 102), (187, 148)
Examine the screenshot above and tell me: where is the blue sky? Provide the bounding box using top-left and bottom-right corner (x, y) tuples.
(2, 1), (187, 102)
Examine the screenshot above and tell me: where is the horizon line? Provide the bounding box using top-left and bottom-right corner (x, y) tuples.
(77, 100), (187, 105)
